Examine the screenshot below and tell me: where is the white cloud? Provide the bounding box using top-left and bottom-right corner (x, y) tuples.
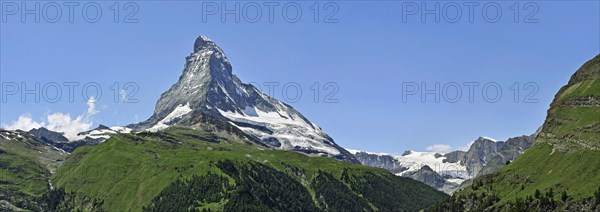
(425, 144), (452, 153)
(45, 112), (93, 140)
(2, 97), (100, 141)
(87, 96), (98, 116)
(3, 114), (43, 131)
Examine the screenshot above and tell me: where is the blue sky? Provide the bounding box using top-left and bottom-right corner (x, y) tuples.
(1, 1), (598, 153)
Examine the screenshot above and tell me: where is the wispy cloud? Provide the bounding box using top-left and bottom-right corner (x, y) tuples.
(120, 89), (128, 102)
(86, 96), (98, 116)
(425, 144), (452, 153)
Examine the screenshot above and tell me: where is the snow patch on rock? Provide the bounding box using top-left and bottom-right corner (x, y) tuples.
(147, 103), (192, 132)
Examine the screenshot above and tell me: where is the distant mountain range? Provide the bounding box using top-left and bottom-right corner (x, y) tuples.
(349, 135), (535, 193)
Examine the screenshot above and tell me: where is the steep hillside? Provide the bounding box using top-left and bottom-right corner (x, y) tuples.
(0, 130), (68, 211)
(538, 54), (600, 151)
(432, 54), (600, 211)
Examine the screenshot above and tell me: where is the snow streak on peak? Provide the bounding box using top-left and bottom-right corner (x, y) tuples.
(480, 136), (498, 142)
(147, 103), (192, 132)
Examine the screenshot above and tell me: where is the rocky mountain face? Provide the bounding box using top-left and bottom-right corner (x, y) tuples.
(442, 150), (465, 163)
(129, 35), (358, 163)
(352, 151), (408, 173)
(474, 135), (535, 176)
(459, 137), (504, 176)
(409, 165), (447, 190)
(352, 135), (534, 194)
(460, 135), (534, 177)
(28, 127), (69, 143)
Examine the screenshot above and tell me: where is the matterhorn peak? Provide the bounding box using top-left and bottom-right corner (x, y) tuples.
(186, 35), (232, 79)
(193, 35), (218, 52)
(130, 35), (359, 163)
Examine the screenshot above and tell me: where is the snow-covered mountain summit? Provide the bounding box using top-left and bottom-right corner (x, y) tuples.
(130, 35), (358, 163)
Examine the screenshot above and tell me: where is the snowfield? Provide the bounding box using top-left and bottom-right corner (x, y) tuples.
(349, 149), (470, 185)
(397, 151), (470, 181)
(218, 106), (341, 155)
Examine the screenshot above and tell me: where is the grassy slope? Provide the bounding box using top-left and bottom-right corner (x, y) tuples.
(454, 143), (599, 205)
(0, 131), (68, 210)
(53, 126), (447, 211)
(0, 147), (49, 197)
(541, 54), (599, 150)
(0, 131), (70, 196)
(444, 54), (600, 210)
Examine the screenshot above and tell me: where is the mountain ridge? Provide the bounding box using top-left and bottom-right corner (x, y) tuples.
(351, 134), (534, 194)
